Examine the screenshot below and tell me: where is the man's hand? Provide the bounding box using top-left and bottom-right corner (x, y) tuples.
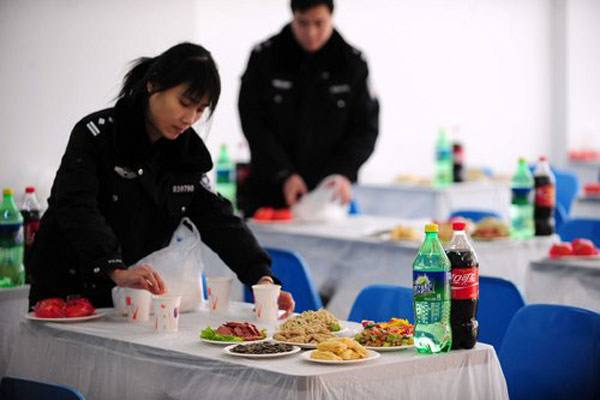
(109, 264), (167, 295)
(326, 175), (353, 205)
(283, 174), (308, 206)
(257, 276), (295, 319)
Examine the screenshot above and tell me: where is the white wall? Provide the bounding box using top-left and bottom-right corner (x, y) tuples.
(567, 0), (600, 150)
(0, 0), (560, 206)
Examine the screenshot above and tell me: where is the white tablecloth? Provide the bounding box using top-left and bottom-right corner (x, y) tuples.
(526, 258), (600, 312)
(6, 302), (508, 400)
(241, 216), (555, 318)
(353, 182), (511, 220)
(0, 285), (29, 377)
(571, 197), (600, 219)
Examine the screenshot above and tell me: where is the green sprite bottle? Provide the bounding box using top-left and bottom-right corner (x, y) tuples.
(0, 188), (25, 287)
(510, 158), (534, 239)
(433, 129), (453, 187)
(215, 144), (236, 206)
(413, 223), (452, 354)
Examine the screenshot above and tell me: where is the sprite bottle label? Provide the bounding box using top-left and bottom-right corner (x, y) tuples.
(413, 271), (450, 302)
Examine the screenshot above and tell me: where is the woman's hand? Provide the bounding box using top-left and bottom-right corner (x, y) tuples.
(326, 175), (352, 205)
(109, 264), (167, 295)
(257, 276), (295, 319)
(283, 174), (308, 206)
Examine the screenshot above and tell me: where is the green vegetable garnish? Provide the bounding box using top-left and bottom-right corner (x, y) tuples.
(200, 326), (243, 342)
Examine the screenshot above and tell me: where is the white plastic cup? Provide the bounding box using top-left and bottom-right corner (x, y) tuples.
(153, 295), (182, 333)
(125, 288), (152, 322)
(207, 277), (233, 312)
(252, 284), (281, 322)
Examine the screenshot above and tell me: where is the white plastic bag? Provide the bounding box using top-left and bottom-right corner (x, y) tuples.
(112, 218), (205, 313)
(292, 175), (350, 222)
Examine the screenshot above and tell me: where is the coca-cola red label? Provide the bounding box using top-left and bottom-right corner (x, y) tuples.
(451, 268), (479, 299)
(24, 221), (40, 246)
(535, 184), (555, 207)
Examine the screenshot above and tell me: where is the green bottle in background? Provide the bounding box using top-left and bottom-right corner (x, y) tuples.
(413, 223), (452, 354)
(215, 144), (236, 206)
(0, 188), (25, 288)
(433, 129), (453, 187)
(510, 158), (535, 239)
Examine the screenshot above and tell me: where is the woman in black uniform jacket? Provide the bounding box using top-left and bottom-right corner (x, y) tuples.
(28, 43), (294, 315)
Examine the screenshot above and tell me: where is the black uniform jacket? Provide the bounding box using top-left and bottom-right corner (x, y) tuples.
(29, 98), (276, 308)
(238, 24), (379, 215)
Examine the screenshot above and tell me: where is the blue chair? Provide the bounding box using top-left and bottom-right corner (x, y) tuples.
(348, 285), (413, 324)
(348, 198), (361, 215)
(499, 304), (600, 400)
(0, 377), (85, 400)
(244, 248), (323, 312)
(557, 218), (600, 247)
(554, 168), (579, 215)
(449, 210), (501, 222)
(477, 276), (525, 353)
(554, 202), (568, 231)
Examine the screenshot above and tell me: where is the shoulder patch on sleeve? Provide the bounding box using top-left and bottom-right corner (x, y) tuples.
(200, 174), (214, 193)
(86, 121), (101, 136)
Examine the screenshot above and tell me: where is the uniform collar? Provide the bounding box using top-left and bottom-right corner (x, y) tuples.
(113, 98), (213, 173)
(277, 24), (348, 73)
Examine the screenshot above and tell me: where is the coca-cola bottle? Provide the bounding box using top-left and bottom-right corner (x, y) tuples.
(446, 221), (479, 349)
(20, 186), (41, 277)
(533, 156), (556, 236)
(452, 142), (465, 183)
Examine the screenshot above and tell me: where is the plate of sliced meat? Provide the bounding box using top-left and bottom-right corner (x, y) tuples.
(200, 321), (270, 344)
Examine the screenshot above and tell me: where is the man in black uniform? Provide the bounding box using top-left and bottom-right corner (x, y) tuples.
(238, 0), (379, 217)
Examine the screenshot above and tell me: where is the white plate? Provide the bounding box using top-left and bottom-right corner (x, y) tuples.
(332, 326), (349, 335)
(201, 336), (271, 346)
(223, 343), (301, 358)
(363, 344), (413, 352)
(301, 349), (380, 364)
(270, 338), (318, 349)
(26, 311), (106, 323)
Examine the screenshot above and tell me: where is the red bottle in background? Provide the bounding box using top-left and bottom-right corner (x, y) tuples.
(20, 187), (41, 276)
(446, 221), (479, 349)
(452, 143), (465, 183)
(533, 156), (556, 236)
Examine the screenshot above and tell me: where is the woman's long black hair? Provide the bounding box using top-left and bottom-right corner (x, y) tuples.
(118, 42), (221, 116)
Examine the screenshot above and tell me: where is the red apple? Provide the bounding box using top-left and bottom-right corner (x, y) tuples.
(549, 242), (573, 258)
(572, 239), (598, 256)
(253, 207), (275, 221)
(34, 298), (66, 318)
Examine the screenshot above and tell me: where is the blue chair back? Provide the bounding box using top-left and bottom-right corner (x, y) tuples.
(557, 218), (600, 247)
(243, 248), (323, 312)
(554, 202), (568, 231)
(348, 198), (361, 215)
(348, 285), (413, 324)
(499, 304), (600, 400)
(449, 210), (501, 222)
(554, 168), (579, 215)
(0, 377), (85, 400)
(477, 276), (525, 352)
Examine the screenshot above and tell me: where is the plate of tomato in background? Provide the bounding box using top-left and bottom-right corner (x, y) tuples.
(549, 238), (600, 260)
(250, 207), (293, 223)
(27, 297), (104, 322)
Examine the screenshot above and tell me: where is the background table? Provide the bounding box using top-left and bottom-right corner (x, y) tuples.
(526, 258), (600, 312)
(568, 160), (600, 185)
(0, 285), (29, 377)
(353, 182), (511, 220)
(210, 216), (555, 319)
(6, 302), (508, 400)
(571, 196), (600, 219)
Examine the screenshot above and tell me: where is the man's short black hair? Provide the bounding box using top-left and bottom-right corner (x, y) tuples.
(291, 0), (334, 13)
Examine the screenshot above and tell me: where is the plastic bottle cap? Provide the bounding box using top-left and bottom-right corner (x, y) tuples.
(452, 222), (466, 231)
(425, 223), (438, 233)
(25, 187), (35, 193)
(3, 188), (14, 196)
